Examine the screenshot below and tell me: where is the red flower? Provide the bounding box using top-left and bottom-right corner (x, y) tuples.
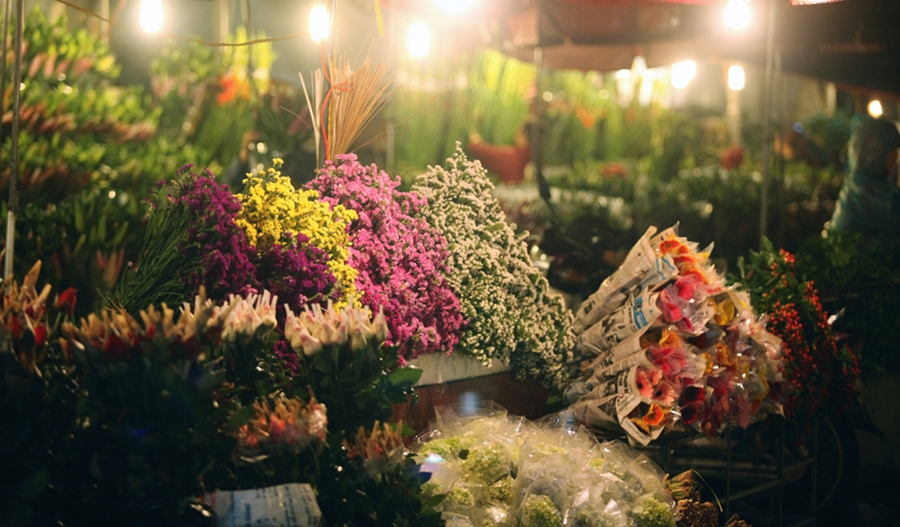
(682, 384), (706, 404)
(721, 146), (744, 170)
(7, 315), (22, 340)
(33, 325), (48, 347)
(680, 402), (702, 425)
(56, 288), (77, 316)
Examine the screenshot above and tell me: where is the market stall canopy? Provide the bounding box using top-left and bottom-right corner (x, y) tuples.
(485, 0), (900, 96)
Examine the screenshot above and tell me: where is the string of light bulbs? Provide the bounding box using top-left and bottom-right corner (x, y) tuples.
(53, 0), (308, 48)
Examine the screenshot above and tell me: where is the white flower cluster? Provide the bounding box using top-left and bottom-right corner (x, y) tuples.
(413, 145), (575, 388)
(185, 290), (279, 342)
(283, 301), (389, 357)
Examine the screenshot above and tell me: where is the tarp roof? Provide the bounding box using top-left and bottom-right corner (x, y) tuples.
(480, 0), (900, 96)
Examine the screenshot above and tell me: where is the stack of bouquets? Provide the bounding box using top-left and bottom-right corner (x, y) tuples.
(564, 225), (786, 445)
(413, 405), (677, 527)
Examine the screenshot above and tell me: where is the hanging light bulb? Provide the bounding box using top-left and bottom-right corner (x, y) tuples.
(724, 0), (751, 30)
(868, 99), (884, 118)
(728, 65), (746, 91)
(140, 0), (162, 33)
(309, 4), (330, 43)
(408, 22), (430, 58)
(671, 60), (697, 89)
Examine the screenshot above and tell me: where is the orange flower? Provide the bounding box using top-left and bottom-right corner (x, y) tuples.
(646, 403), (667, 426)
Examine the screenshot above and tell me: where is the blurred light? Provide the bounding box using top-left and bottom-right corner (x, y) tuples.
(727, 65), (745, 91)
(631, 56), (647, 72)
(542, 91), (554, 102)
(793, 122), (804, 133)
(140, 0), (162, 33)
(408, 21), (430, 57)
(671, 60), (696, 89)
(599, 89), (610, 99)
(459, 391), (481, 416)
(435, 0), (473, 14)
(868, 99), (883, 118)
(724, 0), (750, 29)
(108, 190), (117, 199)
(616, 69), (631, 80)
(309, 4), (330, 43)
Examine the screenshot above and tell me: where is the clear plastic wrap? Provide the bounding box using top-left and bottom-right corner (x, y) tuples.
(413, 404), (677, 527)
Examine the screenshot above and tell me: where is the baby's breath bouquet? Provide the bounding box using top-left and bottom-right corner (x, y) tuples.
(413, 146), (574, 388)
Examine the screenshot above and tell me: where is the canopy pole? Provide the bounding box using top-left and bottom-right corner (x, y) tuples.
(532, 0), (556, 219)
(0, 0), (12, 139)
(759, 0), (777, 247)
(4, 0), (23, 282)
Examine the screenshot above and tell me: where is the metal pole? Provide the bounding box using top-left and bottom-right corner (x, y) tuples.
(532, 0), (556, 218)
(4, 0), (23, 281)
(0, 0), (12, 142)
(759, 0), (776, 247)
(385, 3), (396, 170)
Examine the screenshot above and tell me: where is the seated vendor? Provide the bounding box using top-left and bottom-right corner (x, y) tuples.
(828, 117), (900, 239)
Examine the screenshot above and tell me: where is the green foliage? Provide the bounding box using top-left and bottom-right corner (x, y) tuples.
(628, 497), (676, 527)
(56, 328), (231, 525)
(300, 338), (421, 445)
(316, 450), (445, 527)
(151, 27), (312, 177)
(4, 188), (148, 317)
(796, 232), (900, 378)
(0, 8), (207, 202)
(734, 238), (859, 423)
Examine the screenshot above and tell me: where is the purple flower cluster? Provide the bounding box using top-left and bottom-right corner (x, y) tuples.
(255, 232), (338, 316)
(308, 154), (464, 360)
(173, 169), (256, 299)
(170, 168), (338, 321)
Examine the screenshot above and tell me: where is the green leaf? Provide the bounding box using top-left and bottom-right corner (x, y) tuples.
(423, 493), (447, 509)
(18, 467), (48, 501)
(388, 367), (422, 388)
(224, 404), (256, 433)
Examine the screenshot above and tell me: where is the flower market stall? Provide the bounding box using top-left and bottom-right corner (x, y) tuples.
(1, 140), (836, 526)
(0, 3), (869, 527)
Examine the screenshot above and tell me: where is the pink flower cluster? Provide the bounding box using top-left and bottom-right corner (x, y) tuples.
(308, 154), (464, 360)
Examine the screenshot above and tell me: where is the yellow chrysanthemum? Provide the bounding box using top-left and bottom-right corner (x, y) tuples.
(236, 160), (359, 306)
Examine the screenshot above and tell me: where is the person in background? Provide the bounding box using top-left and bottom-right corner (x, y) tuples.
(828, 117), (900, 239)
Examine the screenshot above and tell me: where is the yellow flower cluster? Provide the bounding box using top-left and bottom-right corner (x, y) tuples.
(236, 160), (359, 306)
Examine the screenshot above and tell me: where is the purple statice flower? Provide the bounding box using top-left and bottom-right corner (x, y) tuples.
(253, 232), (339, 317)
(307, 154), (464, 360)
(273, 335), (299, 375)
(173, 169), (257, 300)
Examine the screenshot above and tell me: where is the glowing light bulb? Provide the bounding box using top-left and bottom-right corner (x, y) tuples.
(408, 22), (430, 58)
(724, 0), (751, 30)
(310, 4), (330, 43)
(868, 99), (883, 118)
(671, 60), (697, 89)
(140, 0), (162, 33)
(728, 65), (745, 91)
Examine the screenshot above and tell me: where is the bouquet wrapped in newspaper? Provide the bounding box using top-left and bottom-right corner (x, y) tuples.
(413, 404), (678, 527)
(565, 225), (787, 445)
